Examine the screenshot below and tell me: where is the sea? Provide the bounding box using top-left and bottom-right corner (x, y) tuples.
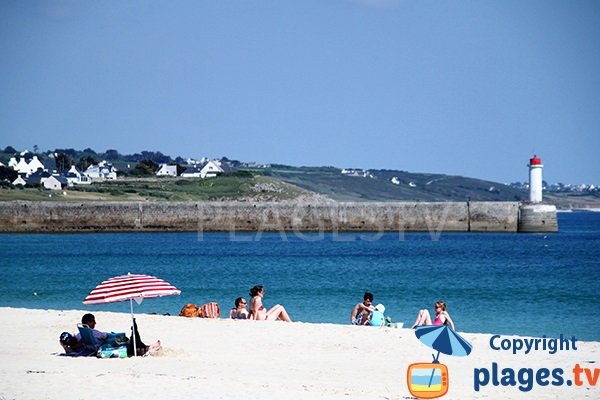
(1, 211), (599, 341)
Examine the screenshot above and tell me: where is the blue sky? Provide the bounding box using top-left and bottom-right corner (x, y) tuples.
(1, 1), (598, 184)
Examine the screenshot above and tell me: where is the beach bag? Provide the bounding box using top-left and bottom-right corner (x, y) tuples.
(197, 302), (220, 318)
(370, 310), (385, 327)
(106, 332), (129, 347)
(179, 303), (200, 317)
(97, 345), (128, 359)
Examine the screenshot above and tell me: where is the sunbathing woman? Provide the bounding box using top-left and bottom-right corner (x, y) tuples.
(411, 301), (455, 330)
(248, 285), (292, 322)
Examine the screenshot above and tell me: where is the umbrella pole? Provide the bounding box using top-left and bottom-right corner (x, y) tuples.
(428, 351), (441, 387)
(130, 299), (137, 357)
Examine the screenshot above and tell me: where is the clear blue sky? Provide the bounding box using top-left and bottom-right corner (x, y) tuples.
(1, 1), (598, 184)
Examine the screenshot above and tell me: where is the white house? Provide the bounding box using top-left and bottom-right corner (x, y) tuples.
(8, 157), (17, 168)
(200, 160), (228, 178)
(28, 156), (44, 174)
(156, 164), (178, 177)
(85, 161), (117, 181)
(391, 177), (400, 185)
(65, 165), (91, 185)
(180, 166), (202, 178)
(43, 175), (69, 190)
(15, 158), (30, 175)
(12, 176), (27, 186)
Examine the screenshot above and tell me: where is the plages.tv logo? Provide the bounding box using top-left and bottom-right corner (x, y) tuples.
(407, 325), (473, 399)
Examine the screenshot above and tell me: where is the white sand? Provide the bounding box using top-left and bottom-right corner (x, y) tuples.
(1, 307), (598, 399)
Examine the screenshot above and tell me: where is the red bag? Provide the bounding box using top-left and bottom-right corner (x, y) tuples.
(197, 302), (220, 318)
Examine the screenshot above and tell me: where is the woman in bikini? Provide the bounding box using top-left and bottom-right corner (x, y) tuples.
(411, 300), (455, 330)
(248, 285), (292, 322)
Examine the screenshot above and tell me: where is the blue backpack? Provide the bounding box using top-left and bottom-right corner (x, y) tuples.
(370, 310), (385, 327)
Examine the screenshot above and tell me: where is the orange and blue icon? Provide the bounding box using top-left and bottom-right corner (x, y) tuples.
(407, 362), (449, 399)
(407, 325), (472, 399)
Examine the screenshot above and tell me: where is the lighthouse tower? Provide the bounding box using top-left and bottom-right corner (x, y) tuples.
(519, 155), (557, 232)
(528, 155), (543, 203)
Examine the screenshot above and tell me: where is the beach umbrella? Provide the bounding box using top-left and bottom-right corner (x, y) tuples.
(83, 273), (181, 356)
(414, 325), (473, 387)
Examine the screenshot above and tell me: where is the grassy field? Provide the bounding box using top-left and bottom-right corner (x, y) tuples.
(268, 165), (529, 202)
(0, 175), (308, 202)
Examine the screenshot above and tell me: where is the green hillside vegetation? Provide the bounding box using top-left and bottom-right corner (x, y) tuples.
(2, 145), (598, 207)
(0, 175), (307, 202)
(70, 175), (307, 201)
(267, 165), (528, 202)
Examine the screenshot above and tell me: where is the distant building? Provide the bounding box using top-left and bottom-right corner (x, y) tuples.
(341, 168), (373, 178)
(65, 165), (91, 185)
(200, 160), (229, 178)
(156, 164), (178, 177)
(15, 157), (30, 175)
(43, 175), (69, 191)
(180, 166), (202, 178)
(85, 161), (117, 181)
(28, 156), (44, 174)
(12, 176), (26, 186)
(26, 170), (52, 186)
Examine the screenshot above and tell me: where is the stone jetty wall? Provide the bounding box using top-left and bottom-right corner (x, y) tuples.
(0, 200), (554, 233)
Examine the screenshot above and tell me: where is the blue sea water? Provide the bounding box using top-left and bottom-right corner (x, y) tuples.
(1, 212), (599, 341)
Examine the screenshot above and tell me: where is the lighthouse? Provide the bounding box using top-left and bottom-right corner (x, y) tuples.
(528, 155), (543, 203)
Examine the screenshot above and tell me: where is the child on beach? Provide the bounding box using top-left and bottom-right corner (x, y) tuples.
(249, 285), (292, 322)
(411, 301), (455, 330)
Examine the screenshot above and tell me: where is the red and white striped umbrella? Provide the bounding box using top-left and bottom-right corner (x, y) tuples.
(83, 273), (180, 356)
(83, 273), (181, 305)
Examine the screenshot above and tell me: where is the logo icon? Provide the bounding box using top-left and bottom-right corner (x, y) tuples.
(407, 362), (449, 399)
(407, 325), (472, 399)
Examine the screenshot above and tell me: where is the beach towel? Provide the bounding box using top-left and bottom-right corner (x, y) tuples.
(197, 302), (220, 318)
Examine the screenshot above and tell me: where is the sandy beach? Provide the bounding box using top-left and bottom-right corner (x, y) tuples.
(1, 307), (598, 400)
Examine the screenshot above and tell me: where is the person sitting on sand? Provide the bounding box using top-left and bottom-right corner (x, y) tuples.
(75, 313), (109, 346)
(411, 301), (455, 330)
(70, 313), (160, 356)
(248, 285), (292, 322)
(229, 297), (250, 319)
(351, 292), (375, 325)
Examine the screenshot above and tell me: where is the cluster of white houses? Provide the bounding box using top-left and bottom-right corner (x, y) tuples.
(3, 153), (232, 191)
(157, 159), (231, 178)
(5, 154), (118, 190)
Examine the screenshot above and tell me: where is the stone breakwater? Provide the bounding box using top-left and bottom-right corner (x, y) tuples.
(0, 201), (557, 233)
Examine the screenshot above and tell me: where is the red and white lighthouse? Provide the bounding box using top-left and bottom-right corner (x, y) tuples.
(528, 155), (543, 203)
